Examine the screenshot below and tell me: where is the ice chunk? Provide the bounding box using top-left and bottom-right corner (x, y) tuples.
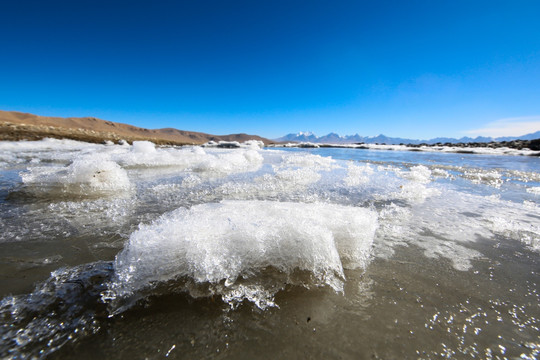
(132, 141), (156, 154)
(21, 154), (131, 198)
(108, 201), (378, 310)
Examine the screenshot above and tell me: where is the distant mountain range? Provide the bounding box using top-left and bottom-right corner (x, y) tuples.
(275, 131), (540, 145)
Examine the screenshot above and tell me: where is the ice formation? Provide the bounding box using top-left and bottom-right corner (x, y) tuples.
(20, 153), (131, 198)
(108, 201), (378, 310)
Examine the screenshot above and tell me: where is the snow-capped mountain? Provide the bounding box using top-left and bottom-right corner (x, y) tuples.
(274, 131), (540, 145)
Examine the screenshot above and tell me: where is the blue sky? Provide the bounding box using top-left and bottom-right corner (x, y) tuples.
(1, 0), (539, 139)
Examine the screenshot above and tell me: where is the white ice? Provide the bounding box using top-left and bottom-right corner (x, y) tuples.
(109, 200), (378, 309)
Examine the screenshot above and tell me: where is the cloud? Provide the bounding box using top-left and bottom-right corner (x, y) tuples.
(464, 116), (540, 137)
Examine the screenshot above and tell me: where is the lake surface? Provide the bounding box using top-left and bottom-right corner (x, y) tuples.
(1, 139), (539, 359)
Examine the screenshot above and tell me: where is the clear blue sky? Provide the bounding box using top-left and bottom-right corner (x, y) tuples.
(1, 0), (539, 139)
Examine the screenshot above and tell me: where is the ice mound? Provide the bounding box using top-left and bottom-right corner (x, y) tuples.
(131, 140), (157, 154)
(243, 140), (265, 149)
(107, 201), (378, 310)
(112, 143), (196, 168)
(111, 145), (263, 176)
(21, 154), (131, 198)
(193, 149), (264, 174)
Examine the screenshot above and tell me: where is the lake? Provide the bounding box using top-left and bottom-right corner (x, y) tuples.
(1, 139), (539, 359)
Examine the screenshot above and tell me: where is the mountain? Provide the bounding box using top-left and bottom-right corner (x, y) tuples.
(275, 131), (540, 145)
(496, 131), (540, 142)
(275, 132), (422, 144)
(0, 110), (272, 145)
(277, 132), (319, 143)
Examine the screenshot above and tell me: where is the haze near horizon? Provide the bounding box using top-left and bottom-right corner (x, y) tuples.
(1, 0), (539, 139)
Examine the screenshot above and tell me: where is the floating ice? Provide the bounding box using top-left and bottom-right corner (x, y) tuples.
(395, 165), (440, 204)
(194, 149), (263, 174)
(463, 169), (503, 187)
(131, 140), (156, 154)
(108, 200), (378, 310)
(20, 154), (131, 198)
(111, 145), (264, 176)
(243, 140), (265, 149)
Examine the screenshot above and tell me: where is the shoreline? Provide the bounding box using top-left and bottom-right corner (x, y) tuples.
(270, 140), (540, 156)
(0, 110), (537, 156)
(2, 123), (539, 157)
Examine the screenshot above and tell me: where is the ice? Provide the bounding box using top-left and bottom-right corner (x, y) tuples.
(0, 138), (105, 168)
(431, 168), (451, 178)
(20, 153), (131, 198)
(277, 153), (337, 170)
(489, 213), (540, 253)
(343, 163), (374, 186)
(131, 140), (157, 154)
(272, 143), (540, 156)
(403, 165), (432, 183)
(108, 200), (378, 310)
(3, 139), (540, 359)
(463, 169), (503, 187)
(395, 165), (440, 204)
(243, 140), (265, 149)
(198, 149), (263, 174)
(0, 138), (100, 152)
(202, 140), (265, 149)
(374, 194), (486, 271)
(112, 145), (264, 176)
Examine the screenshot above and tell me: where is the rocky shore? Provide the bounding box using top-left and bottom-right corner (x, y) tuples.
(274, 139), (540, 156)
(401, 139), (540, 151)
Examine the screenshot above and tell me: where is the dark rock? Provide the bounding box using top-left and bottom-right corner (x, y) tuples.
(528, 139), (540, 151)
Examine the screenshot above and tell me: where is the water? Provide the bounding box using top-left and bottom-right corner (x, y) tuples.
(0, 139), (539, 359)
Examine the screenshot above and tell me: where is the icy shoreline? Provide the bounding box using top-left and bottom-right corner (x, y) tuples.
(270, 140), (540, 156)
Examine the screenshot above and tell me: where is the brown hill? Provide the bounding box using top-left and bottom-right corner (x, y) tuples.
(0, 110), (272, 146)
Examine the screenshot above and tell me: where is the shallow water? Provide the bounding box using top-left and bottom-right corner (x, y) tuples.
(0, 139), (539, 359)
